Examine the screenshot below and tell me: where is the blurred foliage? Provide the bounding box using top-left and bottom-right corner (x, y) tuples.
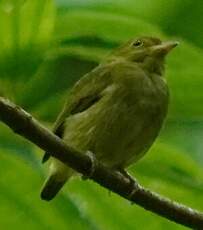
(0, 0), (203, 229)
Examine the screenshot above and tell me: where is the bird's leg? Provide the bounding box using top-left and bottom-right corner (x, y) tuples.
(82, 150), (96, 180)
(117, 168), (140, 199)
(117, 168), (137, 185)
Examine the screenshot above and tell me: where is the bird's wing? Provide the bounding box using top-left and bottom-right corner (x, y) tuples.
(42, 63), (113, 163)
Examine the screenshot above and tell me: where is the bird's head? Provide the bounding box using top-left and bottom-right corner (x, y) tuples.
(112, 36), (178, 75)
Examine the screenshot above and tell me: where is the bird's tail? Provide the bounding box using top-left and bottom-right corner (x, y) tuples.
(40, 175), (67, 201)
(41, 163), (74, 201)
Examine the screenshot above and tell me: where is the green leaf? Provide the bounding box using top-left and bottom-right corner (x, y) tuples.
(160, 121), (203, 164)
(0, 0), (55, 99)
(17, 53), (97, 118)
(0, 0), (54, 51)
(0, 148), (95, 229)
(55, 10), (163, 43)
(165, 41), (203, 120)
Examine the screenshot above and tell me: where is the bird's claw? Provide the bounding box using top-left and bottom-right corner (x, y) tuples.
(82, 150), (96, 180)
(117, 169), (140, 201)
(125, 174), (140, 200)
(128, 179), (140, 202)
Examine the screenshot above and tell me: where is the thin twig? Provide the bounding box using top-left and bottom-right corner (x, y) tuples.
(0, 97), (202, 229)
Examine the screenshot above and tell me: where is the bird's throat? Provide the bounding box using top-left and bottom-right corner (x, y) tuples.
(140, 57), (165, 76)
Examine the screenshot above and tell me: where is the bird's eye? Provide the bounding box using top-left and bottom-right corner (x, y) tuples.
(133, 40), (143, 47)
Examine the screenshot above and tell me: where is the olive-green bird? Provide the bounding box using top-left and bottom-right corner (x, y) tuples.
(41, 36), (178, 201)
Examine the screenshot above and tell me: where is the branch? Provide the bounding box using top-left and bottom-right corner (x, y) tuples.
(0, 97), (202, 229)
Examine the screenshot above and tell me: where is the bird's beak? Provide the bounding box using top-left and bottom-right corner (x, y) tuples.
(150, 41), (179, 56)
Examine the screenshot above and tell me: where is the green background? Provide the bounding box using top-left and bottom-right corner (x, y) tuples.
(0, 0), (203, 229)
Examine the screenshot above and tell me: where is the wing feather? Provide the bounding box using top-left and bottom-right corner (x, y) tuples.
(42, 63), (112, 163)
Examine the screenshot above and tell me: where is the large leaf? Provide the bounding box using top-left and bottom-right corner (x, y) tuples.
(55, 10), (163, 42)
(55, 0), (203, 48)
(0, 148), (95, 229)
(0, 0), (55, 99)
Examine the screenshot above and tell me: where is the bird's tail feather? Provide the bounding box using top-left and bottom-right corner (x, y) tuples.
(41, 174), (67, 201)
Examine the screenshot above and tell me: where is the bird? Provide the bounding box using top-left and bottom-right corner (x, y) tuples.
(41, 36), (178, 201)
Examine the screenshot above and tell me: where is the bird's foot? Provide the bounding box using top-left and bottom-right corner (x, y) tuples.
(82, 150), (96, 180)
(118, 169), (140, 201)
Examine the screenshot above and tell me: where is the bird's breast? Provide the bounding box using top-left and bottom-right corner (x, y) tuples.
(63, 75), (169, 169)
